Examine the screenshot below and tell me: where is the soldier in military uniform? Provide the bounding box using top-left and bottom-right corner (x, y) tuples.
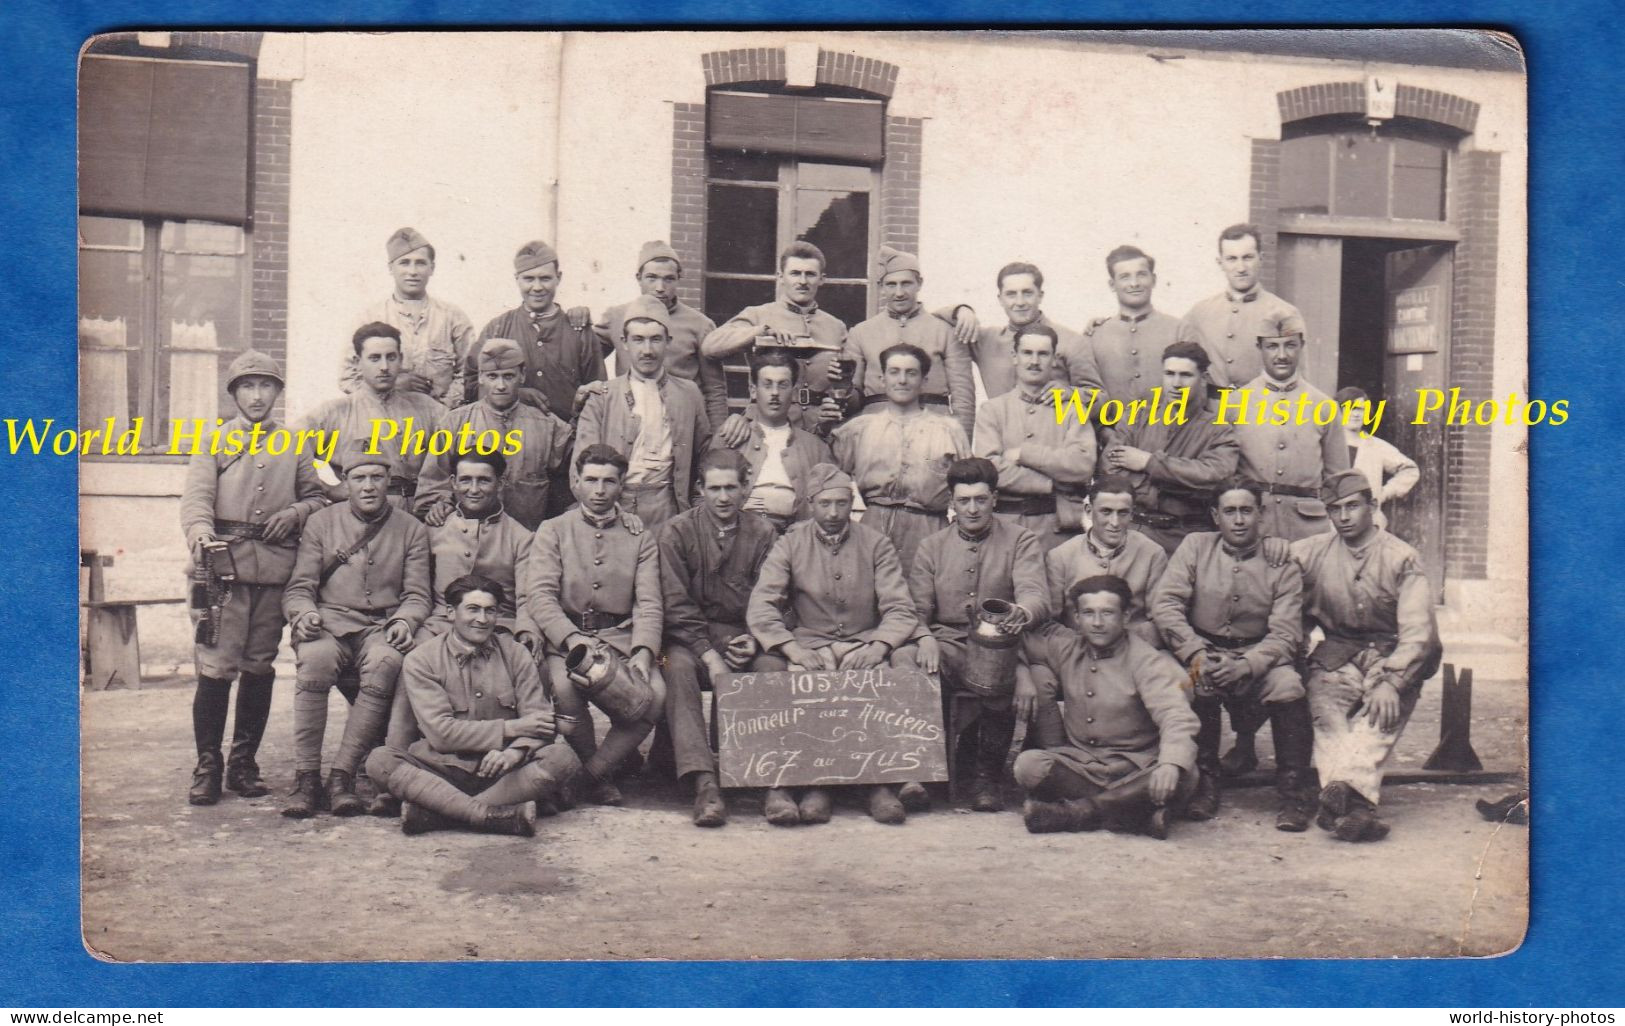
(1176, 224), (1307, 388)
(281, 440), (432, 818)
(179, 352), (328, 805)
(1081, 245), (1181, 404)
(934, 261), (1103, 400)
(1045, 475), (1169, 646)
(365, 574), (578, 838)
(727, 348), (834, 532)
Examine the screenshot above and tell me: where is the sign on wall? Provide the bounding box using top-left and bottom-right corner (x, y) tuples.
(1388, 284), (1443, 354)
(714, 668), (950, 789)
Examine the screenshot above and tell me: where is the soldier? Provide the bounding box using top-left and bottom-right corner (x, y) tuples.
(593, 240), (727, 428)
(746, 463), (924, 825)
(1230, 331), (1351, 541)
(339, 227), (475, 407)
(1149, 479), (1316, 831)
(843, 246), (976, 438)
(972, 323), (1096, 552)
(1045, 475), (1169, 646)
(935, 261), (1103, 400)
(179, 351), (328, 805)
(415, 338), (573, 530)
(522, 444), (664, 807)
(1083, 245), (1182, 404)
(365, 574), (579, 837)
(910, 458), (1050, 812)
(574, 296), (713, 530)
(831, 342), (970, 573)
(465, 240), (606, 518)
(703, 241), (848, 445)
(1292, 470), (1443, 842)
(1016, 575), (1200, 839)
(281, 440), (432, 818)
(1101, 341), (1241, 556)
(657, 449), (781, 827)
(302, 322), (446, 506)
(729, 348), (834, 532)
(1176, 224), (1307, 388)
(1336, 386), (1421, 532)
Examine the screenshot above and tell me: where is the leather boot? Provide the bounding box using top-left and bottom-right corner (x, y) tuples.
(1333, 792), (1390, 842)
(478, 803), (537, 838)
(281, 769), (325, 818)
(1274, 770), (1314, 832)
(400, 800), (454, 835)
(797, 788), (833, 824)
(1219, 732), (1259, 777)
(1184, 770), (1221, 821)
(969, 776), (1003, 813)
(1096, 771), (1174, 838)
(188, 750), (224, 806)
(897, 781), (931, 812)
(1317, 780), (1356, 831)
(1022, 796), (1101, 833)
(578, 770), (623, 807)
(368, 793), (402, 818)
(225, 672), (274, 797)
(763, 787), (801, 826)
(690, 771), (727, 828)
(224, 753), (269, 799)
(868, 784), (906, 824)
(970, 709), (1016, 812)
(327, 769), (365, 817)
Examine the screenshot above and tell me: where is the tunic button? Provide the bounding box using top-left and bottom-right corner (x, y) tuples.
(594, 558), (603, 565)
(834, 573), (842, 580)
(1232, 567), (1240, 574)
(367, 559), (374, 565)
(1277, 442), (1286, 450)
(591, 583), (601, 590)
(1086, 717), (1095, 724)
(1226, 357), (1234, 363)
(256, 485), (264, 491)
(1090, 666), (1098, 673)
(1085, 691), (1094, 698)
(1025, 432), (1034, 439)
(474, 691), (483, 698)
(1130, 348), (1138, 355)
(464, 551), (472, 558)
(1276, 469), (1284, 476)
(253, 509), (262, 516)
(1226, 332), (1235, 338)
(256, 462), (264, 469)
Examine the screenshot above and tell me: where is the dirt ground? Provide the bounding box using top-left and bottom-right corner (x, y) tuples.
(80, 668), (1528, 964)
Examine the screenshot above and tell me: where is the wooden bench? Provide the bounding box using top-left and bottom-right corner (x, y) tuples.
(81, 549), (186, 691)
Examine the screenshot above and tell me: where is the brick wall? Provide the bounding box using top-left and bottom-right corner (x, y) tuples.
(1248, 139), (1282, 291)
(671, 103), (708, 311)
(1275, 81), (1479, 134)
(1444, 150), (1500, 580)
(251, 79), (291, 371)
(167, 31), (263, 59)
(880, 117), (922, 254)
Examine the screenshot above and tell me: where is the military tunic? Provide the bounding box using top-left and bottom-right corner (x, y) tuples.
(1083, 308), (1181, 402)
(1176, 286), (1307, 388)
(844, 305), (977, 437)
(573, 372), (712, 527)
(419, 506), (534, 638)
(596, 298), (728, 429)
(522, 507), (663, 659)
(951, 311), (1103, 401)
(1107, 396), (1241, 555)
(465, 305), (607, 418)
(702, 298), (849, 407)
(1230, 375), (1351, 542)
(341, 293), (476, 405)
(747, 520), (920, 654)
(973, 386), (1096, 549)
(299, 388), (448, 504)
(832, 405), (969, 572)
(1045, 530), (1169, 645)
(910, 520), (1050, 646)
(412, 398), (573, 530)
(731, 417), (834, 527)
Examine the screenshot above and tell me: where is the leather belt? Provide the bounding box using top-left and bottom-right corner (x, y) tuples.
(1195, 626), (1265, 651)
(1249, 481), (1319, 499)
(573, 610), (629, 632)
(862, 393), (950, 408)
(995, 494), (1056, 516)
(213, 519), (265, 540)
(1134, 510), (1212, 531)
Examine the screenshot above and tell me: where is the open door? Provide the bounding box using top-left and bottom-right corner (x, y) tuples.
(1275, 234), (1342, 392)
(1382, 244), (1452, 598)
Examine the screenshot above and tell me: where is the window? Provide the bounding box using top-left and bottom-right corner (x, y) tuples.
(1279, 118), (1452, 221)
(703, 152), (880, 328)
(78, 215), (249, 451)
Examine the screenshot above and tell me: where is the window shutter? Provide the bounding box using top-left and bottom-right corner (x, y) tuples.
(708, 92), (884, 164)
(80, 55), (252, 225)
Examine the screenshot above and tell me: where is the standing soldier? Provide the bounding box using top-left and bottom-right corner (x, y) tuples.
(1231, 331), (1350, 541)
(728, 348), (834, 533)
(843, 246), (976, 438)
(281, 440), (432, 818)
(746, 464), (924, 826)
(1150, 479), (1316, 831)
(415, 338), (573, 531)
(658, 449), (781, 827)
(910, 458), (1050, 812)
(593, 241), (727, 429)
(1336, 386), (1421, 532)
(1082, 245), (1181, 403)
(973, 323), (1096, 552)
(1101, 341), (1241, 556)
(302, 322), (446, 506)
(831, 343), (970, 573)
(574, 297), (713, 531)
(1045, 475), (1169, 646)
(1176, 224), (1307, 388)
(934, 261), (1103, 400)
(466, 240), (607, 518)
(522, 444), (664, 807)
(1292, 470), (1442, 842)
(179, 352), (327, 805)
(340, 227), (475, 407)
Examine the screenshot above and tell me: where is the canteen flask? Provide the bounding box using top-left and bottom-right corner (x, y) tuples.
(564, 640), (655, 722)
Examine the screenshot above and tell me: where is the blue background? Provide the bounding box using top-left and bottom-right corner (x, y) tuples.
(3, 0), (1616, 1007)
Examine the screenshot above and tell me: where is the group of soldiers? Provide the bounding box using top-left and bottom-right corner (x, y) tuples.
(180, 221), (1436, 843)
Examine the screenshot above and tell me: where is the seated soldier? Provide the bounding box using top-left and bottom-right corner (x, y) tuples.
(1292, 470), (1443, 842)
(368, 449), (539, 817)
(1045, 474), (1169, 645)
(366, 574), (579, 837)
(911, 457), (1049, 812)
(658, 449), (781, 827)
(1016, 575), (1200, 839)
(523, 444), (665, 806)
(746, 463), (924, 826)
(1149, 478), (1315, 831)
(281, 440), (431, 818)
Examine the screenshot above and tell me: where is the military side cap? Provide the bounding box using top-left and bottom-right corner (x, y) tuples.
(386, 227), (432, 262)
(1256, 331), (1305, 345)
(514, 240), (560, 274)
(804, 462), (854, 499)
(1321, 468), (1374, 504)
(637, 240), (682, 274)
(622, 295), (673, 335)
(336, 439), (392, 476)
(874, 245), (922, 281)
(225, 350), (285, 392)
(477, 337), (526, 372)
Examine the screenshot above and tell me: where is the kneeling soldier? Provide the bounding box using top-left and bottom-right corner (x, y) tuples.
(281, 440), (431, 817)
(1150, 479), (1315, 830)
(180, 351), (327, 804)
(1016, 575), (1199, 839)
(366, 574), (578, 836)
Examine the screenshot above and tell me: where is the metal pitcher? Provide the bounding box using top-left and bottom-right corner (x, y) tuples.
(962, 598), (1026, 698)
(564, 640), (655, 722)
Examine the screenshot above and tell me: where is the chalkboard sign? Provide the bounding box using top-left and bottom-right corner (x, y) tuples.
(714, 668), (950, 789)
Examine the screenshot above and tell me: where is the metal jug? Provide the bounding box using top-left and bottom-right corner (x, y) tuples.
(962, 598), (1026, 698)
(564, 640), (656, 722)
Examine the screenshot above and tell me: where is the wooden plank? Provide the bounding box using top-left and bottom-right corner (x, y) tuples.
(84, 605), (142, 691)
(714, 667), (950, 789)
(82, 598), (187, 608)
